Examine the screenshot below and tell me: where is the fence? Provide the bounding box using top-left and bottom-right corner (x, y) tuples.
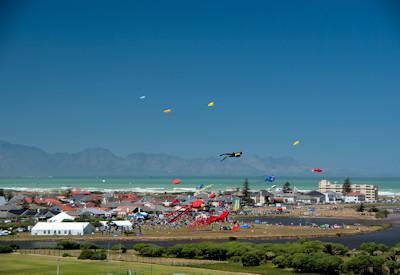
(18, 249), (222, 267)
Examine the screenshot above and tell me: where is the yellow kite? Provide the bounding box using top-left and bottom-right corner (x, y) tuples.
(292, 140), (300, 146)
(163, 109), (172, 113)
(207, 101), (215, 107)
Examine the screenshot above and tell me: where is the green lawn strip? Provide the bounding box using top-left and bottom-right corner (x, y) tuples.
(189, 262), (304, 275)
(0, 254), (247, 275)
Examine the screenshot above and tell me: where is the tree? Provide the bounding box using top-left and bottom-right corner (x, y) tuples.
(344, 255), (371, 274)
(283, 182), (292, 193)
(356, 203), (365, 212)
(241, 252), (261, 267)
(342, 177), (352, 194)
(241, 178), (253, 205)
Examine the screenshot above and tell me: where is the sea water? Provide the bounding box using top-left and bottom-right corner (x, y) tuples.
(0, 177), (399, 195)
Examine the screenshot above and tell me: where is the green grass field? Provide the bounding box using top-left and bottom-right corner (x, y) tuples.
(190, 263), (299, 275)
(0, 254), (250, 275)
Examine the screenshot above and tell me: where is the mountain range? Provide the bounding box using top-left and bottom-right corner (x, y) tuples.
(0, 140), (308, 177)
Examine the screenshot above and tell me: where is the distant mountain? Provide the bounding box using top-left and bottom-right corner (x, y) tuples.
(0, 140), (307, 177)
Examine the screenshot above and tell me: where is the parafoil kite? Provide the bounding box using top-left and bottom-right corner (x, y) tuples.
(208, 101), (215, 107)
(265, 175), (276, 183)
(172, 179), (182, 184)
(311, 168), (323, 173)
(219, 152), (242, 161)
(292, 140), (300, 146)
(163, 109), (172, 113)
(196, 184), (204, 189)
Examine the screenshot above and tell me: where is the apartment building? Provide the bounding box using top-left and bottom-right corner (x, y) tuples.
(319, 179), (378, 202)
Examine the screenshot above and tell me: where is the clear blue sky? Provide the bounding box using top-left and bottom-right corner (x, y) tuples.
(1, 0), (400, 176)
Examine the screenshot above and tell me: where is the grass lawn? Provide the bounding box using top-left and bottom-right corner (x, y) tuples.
(190, 262), (299, 275)
(0, 254), (249, 275)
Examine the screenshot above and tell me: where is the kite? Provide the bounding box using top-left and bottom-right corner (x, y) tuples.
(139, 96), (146, 100)
(265, 175), (276, 183)
(163, 109), (172, 113)
(208, 101), (215, 107)
(219, 152), (243, 161)
(292, 140), (301, 146)
(311, 168), (323, 173)
(196, 184), (204, 189)
(172, 179), (182, 185)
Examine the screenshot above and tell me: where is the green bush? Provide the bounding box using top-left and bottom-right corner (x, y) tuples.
(385, 260), (399, 274)
(229, 256), (242, 263)
(78, 249), (94, 259)
(359, 242), (388, 255)
(375, 209), (389, 219)
(90, 250), (107, 260)
(241, 252), (261, 267)
(62, 253), (72, 257)
(78, 249), (107, 260)
(56, 241), (80, 250)
(80, 242), (100, 250)
(344, 255), (385, 274)
(135, 244), (164, 257)
(112, 244), (127, 253)
(0, 246), (13, 253)
(323, 242), (349, 256)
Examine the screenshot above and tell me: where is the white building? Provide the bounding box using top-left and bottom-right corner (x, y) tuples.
(47, 212), (75, 223)
(344, 192), (366, 203)
(31, 222), (95, 236)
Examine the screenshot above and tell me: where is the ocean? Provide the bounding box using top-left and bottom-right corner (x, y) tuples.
(0, 177), (399, 195)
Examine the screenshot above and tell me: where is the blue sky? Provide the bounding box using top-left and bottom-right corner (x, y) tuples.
(1, 0), (400, 176)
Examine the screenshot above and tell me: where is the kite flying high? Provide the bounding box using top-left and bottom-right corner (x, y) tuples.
(219, 152), (243, 161)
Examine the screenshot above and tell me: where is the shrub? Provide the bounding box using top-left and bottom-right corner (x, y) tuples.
(359, 242), (388, 255)
(78, 249), (94, 259)
(78, 249), (107, 260)
(241, 252), (261, 267)
(80, 242), (100, 250)
(112, 244), (127, 253)
(62, 253), (72, 257)
(323, 242), (349, 256)
(385, 260), (399, 274)
(0, 246), (13, 253)
(90, 250), (107, 260)
(314, 254), (343, 275)
(272, 255), (291, 268)
(344, 255), (384, 274)
(56, 240), (80, 250)
(135, 244), (164, 257)
(133, 243), (152, 252)
(9, 244), (19, 250)
(230, 256), (242, 263)
(375, 209), (389, 219)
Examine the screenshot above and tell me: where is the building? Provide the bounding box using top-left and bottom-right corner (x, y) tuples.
(323, 191), (343, 204)
(47, 212), (75, 223)
(250, 190), (273, 206)
(319, 180), (378, 202)
(344, 192), (366, 203)
(31, 222), (95, 236)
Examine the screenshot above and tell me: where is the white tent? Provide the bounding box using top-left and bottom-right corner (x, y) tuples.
(47, 212), (75, 223)
(110, 220), (132, 230)
(31, 222), (95, 236)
